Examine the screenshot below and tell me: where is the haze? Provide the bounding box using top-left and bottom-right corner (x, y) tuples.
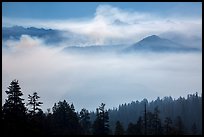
(2, 35), (202, 111)
(2, 2), (202, 112)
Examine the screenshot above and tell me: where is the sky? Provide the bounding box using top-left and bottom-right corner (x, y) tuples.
(2, 2), (202, 19)
(2, 2), (202, 112)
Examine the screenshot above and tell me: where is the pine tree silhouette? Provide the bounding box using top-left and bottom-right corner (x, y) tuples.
(52, 100), (80, 135)
(27, 92), (43, 115)
(2, 79), (27, 135)
(92, 103), (109, 135)
(79, 108), (91, 135)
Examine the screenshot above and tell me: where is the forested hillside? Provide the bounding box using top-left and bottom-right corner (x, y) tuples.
(2, 80), (202, 135)
(105, 93), (202, 134)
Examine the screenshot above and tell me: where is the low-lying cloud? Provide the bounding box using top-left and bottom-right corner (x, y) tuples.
(3, 4), (202, 46)
(2, 35), (202, 111)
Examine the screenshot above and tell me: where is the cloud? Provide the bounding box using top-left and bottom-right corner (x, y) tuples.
(2, 4), (202, 111)
(5, 35), (42, 49)
(2, 35), (202, 111)
(2, 4), (202, 46)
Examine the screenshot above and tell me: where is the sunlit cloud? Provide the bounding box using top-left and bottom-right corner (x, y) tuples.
(2, 4), (202, 46)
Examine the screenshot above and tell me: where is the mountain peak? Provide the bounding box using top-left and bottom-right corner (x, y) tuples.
(141, 35), (161, 41)
(125, 34), (200, 52)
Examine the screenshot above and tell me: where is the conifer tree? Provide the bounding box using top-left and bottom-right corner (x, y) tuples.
(2, 80), (27, 135)
(79, 108), (91, 134)
(92, 103), (109, 135)
(27, 92), (43, 115)
(52, 100), (80, 135)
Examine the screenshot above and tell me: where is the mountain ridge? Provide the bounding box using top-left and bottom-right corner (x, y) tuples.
(124, 35), (200, 52)
(2, 26), (201, 53)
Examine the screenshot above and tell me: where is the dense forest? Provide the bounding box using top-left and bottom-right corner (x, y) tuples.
(2, 80), (202, 135)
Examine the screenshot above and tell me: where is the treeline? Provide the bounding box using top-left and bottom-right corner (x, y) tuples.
(107, 93), (202, 135)
(2, 80), (109, 135)
(1, 80), (202, 135)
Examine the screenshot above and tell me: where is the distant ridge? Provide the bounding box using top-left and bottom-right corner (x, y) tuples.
(2, 26), (201, 52)
(124, 35), (200, 52)
(2, 26), (64, 44)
